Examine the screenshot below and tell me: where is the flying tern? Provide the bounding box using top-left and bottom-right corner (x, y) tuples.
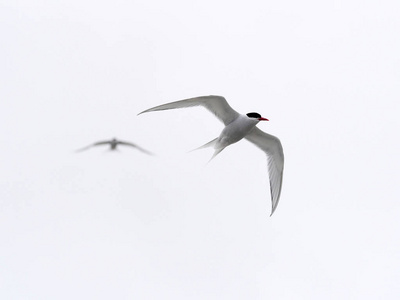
(138, 95), (284, 215)
(76, 138), (153, 155)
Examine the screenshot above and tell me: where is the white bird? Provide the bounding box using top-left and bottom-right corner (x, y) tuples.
(76, 138), (153, 155)
(138, 95), (284, 216)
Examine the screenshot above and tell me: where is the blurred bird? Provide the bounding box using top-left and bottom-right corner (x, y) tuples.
(138, 95), (284, 215)
(76, 138), (153, 155)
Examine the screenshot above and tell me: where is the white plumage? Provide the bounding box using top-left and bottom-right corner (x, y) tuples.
(139, 95), (284, 215)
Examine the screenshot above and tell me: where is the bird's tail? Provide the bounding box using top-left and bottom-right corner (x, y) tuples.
(189, 137), (218, 152)
(208, 148), (224, 163)
(189, 137), (224, 163)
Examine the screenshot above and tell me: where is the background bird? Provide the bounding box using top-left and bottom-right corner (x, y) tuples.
(76, 138), (154, 155)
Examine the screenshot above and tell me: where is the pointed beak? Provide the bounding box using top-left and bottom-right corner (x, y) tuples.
(258, 117), (269, 121)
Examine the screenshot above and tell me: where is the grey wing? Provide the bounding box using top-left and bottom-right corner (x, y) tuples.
(138, 95), (240, 126)
(245, 127), (284, 216)
(117, 141), (154, 155)
(75, 140), (110, 152)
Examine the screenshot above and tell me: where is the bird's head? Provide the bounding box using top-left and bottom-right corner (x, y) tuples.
(246, 112), (269, 122)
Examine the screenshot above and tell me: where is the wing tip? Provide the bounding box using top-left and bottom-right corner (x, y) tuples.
(138, 108), (156, 115)
(269, 206), (277, 217)
(269, 197), (280, 217)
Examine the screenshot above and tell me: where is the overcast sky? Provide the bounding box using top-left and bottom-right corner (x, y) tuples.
(1, 0), (399, 299)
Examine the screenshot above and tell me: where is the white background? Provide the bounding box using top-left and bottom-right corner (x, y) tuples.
(1, 0), (399, 299)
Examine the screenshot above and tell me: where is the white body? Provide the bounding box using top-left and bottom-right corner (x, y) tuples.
(217, 114), (259, 148)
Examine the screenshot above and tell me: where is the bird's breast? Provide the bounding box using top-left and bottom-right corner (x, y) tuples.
(217, 116), (257, 148)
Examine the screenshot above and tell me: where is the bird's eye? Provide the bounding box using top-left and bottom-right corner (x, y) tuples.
(246, 112), (261, 119)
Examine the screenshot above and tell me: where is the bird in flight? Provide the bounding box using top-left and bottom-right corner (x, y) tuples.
(76, 138), (153, 155)
(138, 95), (284, 215)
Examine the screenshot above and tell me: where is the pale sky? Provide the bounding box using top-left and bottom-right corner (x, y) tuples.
(1, 0), (399, 299)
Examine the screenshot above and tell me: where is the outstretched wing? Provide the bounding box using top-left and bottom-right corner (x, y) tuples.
(75, 140), (110, 152)
(245, 127), (284, 216)
(138, 95), (240, 126)
(117, 141), (154, 155)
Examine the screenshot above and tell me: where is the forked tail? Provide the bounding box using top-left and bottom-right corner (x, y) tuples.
(189, 137), (218, 152)
(188, 137), (224, 163)
(208, 148), (224, 163)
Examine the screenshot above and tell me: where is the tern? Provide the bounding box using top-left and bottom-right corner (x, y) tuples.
(138, 95), (284, 215)
(76, 138), (153, 155)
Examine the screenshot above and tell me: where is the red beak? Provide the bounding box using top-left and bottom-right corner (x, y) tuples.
(258, 117), (269, 121)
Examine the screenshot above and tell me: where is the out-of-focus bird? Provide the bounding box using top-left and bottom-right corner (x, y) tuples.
(138, 95), (284, 215)
(76, 138), (153, 155)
